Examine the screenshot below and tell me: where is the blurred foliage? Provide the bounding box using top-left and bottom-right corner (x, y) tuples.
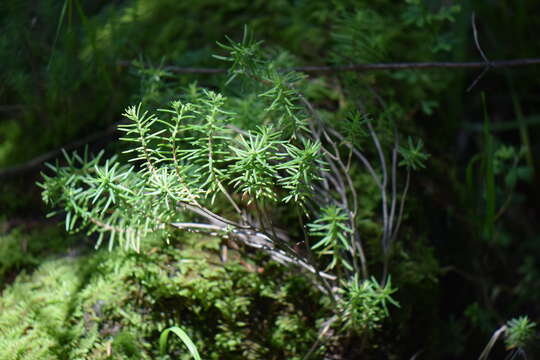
(0, 0), (461, 169)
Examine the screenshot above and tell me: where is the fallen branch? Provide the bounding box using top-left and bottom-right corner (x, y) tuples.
(0, 121), (124, 180)
(118, 58), (540, 75)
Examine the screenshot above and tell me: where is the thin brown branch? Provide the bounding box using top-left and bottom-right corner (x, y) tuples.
(291, 59), (540, 72)
(0, 121), (125, 180)
(0, 105), (24, 113)
(5, 56), (540, 178)
(118, 58), (540, 75)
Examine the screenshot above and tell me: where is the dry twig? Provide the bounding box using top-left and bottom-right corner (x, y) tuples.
(117, 58), (540, 75)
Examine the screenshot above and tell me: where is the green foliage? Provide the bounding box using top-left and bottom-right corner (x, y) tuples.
(339, 275), (399, 334)
(478, 316), (537, 360)
(278, 139), (325, 207)
(398, 137), (429, 170)
(217, 28), (309, 139)
(0, 0), (128, 167)
(0, 223), (78, 287)
(329, 1), (460, 122)
(39, 149), (152, 251)
(4, 0), (461, 168)
(308, 206), (353, 271)
(0, 228), (38, 282)
(215, 27), (264, 83)
(226, 126), (283, 204)
(9, 1), (540, 359)
(38, 79), (328, 251)
(0, 259), (84, 360)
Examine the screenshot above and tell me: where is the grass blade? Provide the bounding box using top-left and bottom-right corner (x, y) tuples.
(159, 326), (202, 360)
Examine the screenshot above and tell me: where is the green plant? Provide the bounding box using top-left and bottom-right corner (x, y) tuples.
(308, 205), (353, 271)
(339, 275), (399, 334)
(38, 28), (430, 353)
(505, 316), (536, 350)
(0, 222), (78, 287)
(6, 0), (540, 359)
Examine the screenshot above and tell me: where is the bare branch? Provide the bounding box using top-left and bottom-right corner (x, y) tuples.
(366, 121), (390, 253)
(6, 54), (540, 178)
(325, 127), (382, 189)
(118, 58), (540, 75)
(387, 130), (399, 242)
(390, 169), (411, 244)
(0, 120), (124, 180)
(467, 12), (492, 92)
(169, 221), (337, 281)
(478, 325), (508, 360)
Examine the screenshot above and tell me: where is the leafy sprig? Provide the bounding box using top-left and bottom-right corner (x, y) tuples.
(308, 206), (353, 271)
(227, 126), (284, 204)
(398, 137), (430, 170)
(340, 275), (399, 333)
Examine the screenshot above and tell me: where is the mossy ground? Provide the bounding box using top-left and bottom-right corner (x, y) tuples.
(0, 227), (330, 360)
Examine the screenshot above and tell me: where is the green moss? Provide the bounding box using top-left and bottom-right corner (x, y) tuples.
(0, 260), (83, 360)
(0, 233), (329, 359)
(0, 224), (79, 287)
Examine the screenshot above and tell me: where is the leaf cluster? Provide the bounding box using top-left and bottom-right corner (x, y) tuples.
(505, 316), (537, 350)
(339, 275), (399, 334)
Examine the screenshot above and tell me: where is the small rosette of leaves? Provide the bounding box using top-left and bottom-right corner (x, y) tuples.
(214, 25), (264, 83)
(226, 126), (284, 204)
(216, 27), (308, 139)
(398, 137), (429, 170)
(505, 316), (537, 350)
(277, 139), (325, 209)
